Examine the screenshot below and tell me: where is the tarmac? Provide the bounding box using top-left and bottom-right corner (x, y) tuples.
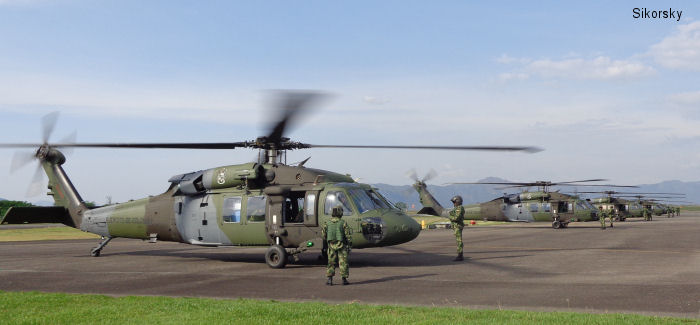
(1, 213), (699, 319)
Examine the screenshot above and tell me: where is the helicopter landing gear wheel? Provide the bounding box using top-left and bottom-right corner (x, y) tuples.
(90, 236), (113, 257)
(552, 220), (562, 229)
(265, 245), (288, 269)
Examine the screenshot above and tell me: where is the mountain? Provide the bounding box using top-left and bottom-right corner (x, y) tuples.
(373, 178), (700, 209)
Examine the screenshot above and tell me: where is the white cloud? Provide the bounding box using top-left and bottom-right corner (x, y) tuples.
(497, 72), (529, 81)
(526, 56), (654, 80)
(363, 95), (390, 105)
(497, 55), (654, 81)
(650, 21), (700, 71)
(670, 90), (700, 105)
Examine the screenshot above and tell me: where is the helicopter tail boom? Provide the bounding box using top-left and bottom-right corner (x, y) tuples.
(39, 150), (88, 228)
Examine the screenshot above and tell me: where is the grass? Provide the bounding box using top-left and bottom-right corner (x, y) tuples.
(0, 291), (696, 325)
(680, 206), (700, 212)
(0, 226), (100, 242)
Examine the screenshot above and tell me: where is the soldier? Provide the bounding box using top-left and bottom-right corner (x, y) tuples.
(322, 205), (352, 286)
(598, 206), (607, 229)
(676, 207), (681, 216)
(608, 208), (615, 228)
(643, 206), (651, 221)
(448, 195), (465, 261)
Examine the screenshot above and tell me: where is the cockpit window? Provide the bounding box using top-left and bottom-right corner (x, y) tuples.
(324, 191), (353, 215)
(348, 188), (391, 214)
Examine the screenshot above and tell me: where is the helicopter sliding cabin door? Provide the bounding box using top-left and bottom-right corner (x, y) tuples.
(177, 194), (222, 245)
(263, 187), (319, 247)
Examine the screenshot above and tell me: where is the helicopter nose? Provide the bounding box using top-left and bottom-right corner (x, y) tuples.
(380, 212), (421, 246)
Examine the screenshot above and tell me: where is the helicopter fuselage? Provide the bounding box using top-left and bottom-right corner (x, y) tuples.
(41, 158), (421, 262)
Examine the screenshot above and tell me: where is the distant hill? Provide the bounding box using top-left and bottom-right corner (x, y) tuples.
(373, 178), (700, 209)
(0, 198), (6, 201)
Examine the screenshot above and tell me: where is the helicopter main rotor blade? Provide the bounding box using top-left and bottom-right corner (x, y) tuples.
(266, 91), (326, 147)
(307, 144), (543, 152)
(553, 179), (607, 184)
(1, 142), (253, 149)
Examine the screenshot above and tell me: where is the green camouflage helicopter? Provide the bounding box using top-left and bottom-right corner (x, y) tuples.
(0, 92), (540, 268)
(412, 179), (633, 229)
(582, 191), (684, 221)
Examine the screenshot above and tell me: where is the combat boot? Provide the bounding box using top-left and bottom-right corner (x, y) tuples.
(326, 277), (333, 286)
(453, 253), (463, 261)
(342, 277), (349, 285)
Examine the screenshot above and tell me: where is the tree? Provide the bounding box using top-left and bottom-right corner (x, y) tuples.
(0, 200), (34, 218)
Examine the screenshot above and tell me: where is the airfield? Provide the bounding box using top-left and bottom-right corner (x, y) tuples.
(1, 213), (699, 319)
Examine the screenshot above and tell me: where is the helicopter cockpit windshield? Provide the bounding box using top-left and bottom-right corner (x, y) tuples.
(347, 188), (392, 214)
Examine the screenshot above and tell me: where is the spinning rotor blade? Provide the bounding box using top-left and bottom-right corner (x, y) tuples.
(10, 151), (36, 172)
(423, 169), (438, 183)
(26, 163), (45, 197)
(307, 144), (543, 152)
(41, 111), (59, 143)
(406, 169), (419, 182)
(4, 142), (253, 149)
(59, 131), (77, 156)
(266, 91), (326, 148)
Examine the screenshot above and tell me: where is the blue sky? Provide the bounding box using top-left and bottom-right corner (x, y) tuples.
(1, 1), (699, 203)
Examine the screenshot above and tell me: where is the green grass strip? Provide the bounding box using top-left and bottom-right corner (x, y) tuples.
(0, 291), (696, 324)
(0, 226), (100, 242)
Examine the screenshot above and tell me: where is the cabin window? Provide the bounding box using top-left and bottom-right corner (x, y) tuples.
(324, 191), (352, 215)
(305, 194), (316, 217)
(568, 203), (573, 211)
(543, 203), (551, 212)
(223, 197), (242, 223)
(529, 203), (539, 212)
(246, 196), (266, 222)
(284, 191), (306, 224)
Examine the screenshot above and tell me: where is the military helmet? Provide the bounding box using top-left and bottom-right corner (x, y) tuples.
(332, 205), (344, 217)
(450, 195), (463, 205)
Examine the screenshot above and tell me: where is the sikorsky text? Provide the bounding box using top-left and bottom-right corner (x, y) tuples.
(633, 8), (682, 21)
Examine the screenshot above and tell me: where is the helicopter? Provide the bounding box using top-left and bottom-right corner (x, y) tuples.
(412, 179), (636, 229)
(580, 191), (684, 221)
(0, 92), (541, 268)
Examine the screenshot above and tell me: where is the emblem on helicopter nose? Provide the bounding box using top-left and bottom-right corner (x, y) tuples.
(217, 169), (226, 185)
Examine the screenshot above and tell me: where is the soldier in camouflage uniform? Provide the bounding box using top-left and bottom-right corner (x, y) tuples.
(643, 206), (651, 221)
(322, 205), (352, 286)
(608, 208), (615, 228)
(598, 206), (607, 229)
(676, 207), (680, 216)
(448, 195), (465, 261)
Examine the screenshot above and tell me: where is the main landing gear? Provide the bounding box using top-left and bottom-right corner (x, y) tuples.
(552, 218), (569, 229)
(90, 236), (113, 257)
(265, 244), (288, 268)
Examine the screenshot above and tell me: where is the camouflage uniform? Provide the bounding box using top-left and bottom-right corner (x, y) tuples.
(643, 207), (651, 221)
(676, 207), (680, 216)
(608, 209), (615, 228)
(322, 206), (352, 285)
(448, 196), (465, 261)
(599, 208), (607, 229)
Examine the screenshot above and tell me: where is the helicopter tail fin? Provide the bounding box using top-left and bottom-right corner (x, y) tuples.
(412, 181), (447, 217)
(38, 149), (88, 228)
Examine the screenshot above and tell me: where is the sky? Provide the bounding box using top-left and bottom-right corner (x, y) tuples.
(0, 1), (699, 204)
